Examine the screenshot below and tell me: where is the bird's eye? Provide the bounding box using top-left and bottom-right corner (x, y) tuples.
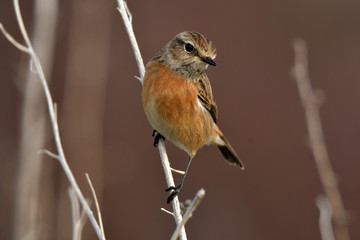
(184, 43), (194, 53)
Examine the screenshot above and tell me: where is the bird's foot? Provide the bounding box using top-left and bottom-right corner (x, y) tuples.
(152, 129), (165, 147)
(165, 184), (182, 204)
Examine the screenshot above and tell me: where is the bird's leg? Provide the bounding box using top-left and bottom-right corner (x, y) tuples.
(165, 156), (194, 204)
(152, 129), (165, 147)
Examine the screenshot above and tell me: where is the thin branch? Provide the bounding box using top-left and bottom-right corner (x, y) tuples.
(1, 0), (105, 239)
(117, 0), (145, 82)
(39, 149), (60, 160)
(170, 167), (185, 175)
(68, 188), (89, 240)
(316, 194), (336, 240)
(157, 139), (187, 239)
(116, 1), (187, 239)
(86, 173), (106, 240)
(53, 102), (58, 121)
(292, 39), (350, 240)
(170, 188), (206, 240)
(13, 0), (58, 238)
(161, 208), (174, 216)
(0, 23), (29, 53)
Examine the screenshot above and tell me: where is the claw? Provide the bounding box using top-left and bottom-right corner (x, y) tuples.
(165, 186), (177, 191)
(152, 129), (165, 147)
(163, 156), (193, 203)
(167, 190), (180, 203)
(165, 184), (182, 204)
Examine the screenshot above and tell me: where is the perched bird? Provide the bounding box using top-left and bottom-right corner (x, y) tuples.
(142, 31), (244, 203)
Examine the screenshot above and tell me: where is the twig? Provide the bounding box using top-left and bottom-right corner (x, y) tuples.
(68, 188), (89, 240)
(86, 173), (106, 239)
(316, 195), (336, 240)
(292, 39), (350, 240)
(158, 139), (187, 239)
(161, 208), (174, 216)
(13, 0), (58, 239)
(170, 188), (206, 240)
(170, 167), (185, 175)
(117, 0), (145, 82)
(116, 1), (187, 239)
(0, 23), (29, 53)
(0, 0), (105, 239)
(39, 149), (60, 160)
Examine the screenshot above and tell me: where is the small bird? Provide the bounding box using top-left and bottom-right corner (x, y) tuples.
(142, 31), (244, 203)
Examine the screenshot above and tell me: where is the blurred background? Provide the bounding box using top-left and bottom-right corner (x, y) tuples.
(1, 0), (359, 239)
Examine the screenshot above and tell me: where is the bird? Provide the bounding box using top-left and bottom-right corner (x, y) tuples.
(142, 31), (244, 203)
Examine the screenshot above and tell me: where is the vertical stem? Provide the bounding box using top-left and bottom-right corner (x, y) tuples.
(10, 0), (105, 238)
(158, 140), (187, 240)
(14, 0), (58, 238)
(293, 39), (350, 240)
(116, 1), (187, 239)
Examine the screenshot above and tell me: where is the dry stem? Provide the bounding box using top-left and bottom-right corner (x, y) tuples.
(293, 39), (350, 240)
(116, 1), (189, 239)
(86, 173), (106, 239)
(69, 188), (89, 240)
(0, 0), (105, 239)
(170, 188), (205, 240)
(316, 194), (336, 240)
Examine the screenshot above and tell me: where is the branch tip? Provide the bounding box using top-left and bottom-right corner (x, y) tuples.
(170, 188), (205, 240)
(3, 0), (105, 238)
(0, 22), (29, 53)
(85, 173), (106, 239)
(170, 167), (185, 175)
(161, 208), (174, 216)
(38, 149), (60, 160)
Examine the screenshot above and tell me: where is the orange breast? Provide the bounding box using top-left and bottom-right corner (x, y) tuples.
(142, 62), (213, 156)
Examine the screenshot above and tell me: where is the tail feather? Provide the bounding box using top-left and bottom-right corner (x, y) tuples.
(216, 135), (244, 169)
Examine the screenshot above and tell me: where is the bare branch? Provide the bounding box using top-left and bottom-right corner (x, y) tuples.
(0, 23), (29, 53)
(39, 149), (60, 160)
(157, 139), (187, 239)
(86, 173), (106, 240)
(316, 195), (336, 240)
(117, 0), (145, 82)
(0, 0), (105, 239)
(53, 102), (58, 121)
(293, 39), (350, 240)
(170, 167), (185, 175)
(116, 1), (187, 239)
(161, 208), (174, 216)
(69, 188), (89, 240)
(171, 188), (206, 240)
(13, 0), (58, 238)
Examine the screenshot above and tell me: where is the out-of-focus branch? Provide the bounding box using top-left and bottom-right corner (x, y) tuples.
(86, 173), (106, 239)
(117, 1), (188, 239)
(69, 188), (89, 240)
(316, 194), (336, 240)
(0, 0), (105, 239)
(171, 188), (205, 240)
(12, 0), (58, 239)
(292, 39), (350, 240)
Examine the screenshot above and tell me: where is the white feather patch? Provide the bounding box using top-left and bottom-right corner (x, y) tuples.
(211, 135), (225, 146)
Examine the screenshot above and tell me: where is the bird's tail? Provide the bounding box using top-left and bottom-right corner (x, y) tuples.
(212, 127), (244, 169)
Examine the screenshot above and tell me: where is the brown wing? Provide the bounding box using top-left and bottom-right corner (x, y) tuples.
(196, 73), (218, 123)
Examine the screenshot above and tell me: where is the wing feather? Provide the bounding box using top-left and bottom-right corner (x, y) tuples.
(196, 74), (218, 123)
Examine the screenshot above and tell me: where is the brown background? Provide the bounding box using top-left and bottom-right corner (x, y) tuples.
(1, 0), (360, 239)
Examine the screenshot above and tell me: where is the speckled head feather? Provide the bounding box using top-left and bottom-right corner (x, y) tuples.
(151, 31), (217, 79)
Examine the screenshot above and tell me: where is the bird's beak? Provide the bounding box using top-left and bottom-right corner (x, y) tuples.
(201, 57), (217, 66)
